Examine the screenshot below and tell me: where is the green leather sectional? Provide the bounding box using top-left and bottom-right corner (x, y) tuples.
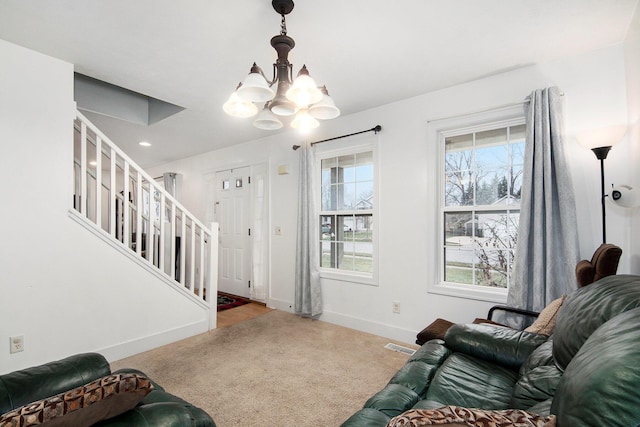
(342, 274), (640, 426)
(0, 352), (215, 426)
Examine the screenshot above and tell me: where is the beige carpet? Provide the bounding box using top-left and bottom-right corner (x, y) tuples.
(111, 310), (415, 426)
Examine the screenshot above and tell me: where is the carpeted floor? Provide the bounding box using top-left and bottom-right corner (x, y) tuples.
(111, 310), (415, 426)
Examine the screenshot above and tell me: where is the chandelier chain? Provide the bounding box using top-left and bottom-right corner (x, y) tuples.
(280, 14), (287, 35)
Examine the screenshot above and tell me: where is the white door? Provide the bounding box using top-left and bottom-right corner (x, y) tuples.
(214, 167), (251, 298)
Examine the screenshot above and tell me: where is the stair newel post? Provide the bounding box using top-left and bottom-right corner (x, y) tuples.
(199, 226), (205, 299)
(208, 222), (219, 329)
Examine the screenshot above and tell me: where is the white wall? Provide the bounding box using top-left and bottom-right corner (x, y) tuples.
(0, 39), (211, 374)
(148, 44), (635, 345)
(624, 3), (640, 274)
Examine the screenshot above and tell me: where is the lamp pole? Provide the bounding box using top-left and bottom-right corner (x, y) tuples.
(591, 146), (612, 244)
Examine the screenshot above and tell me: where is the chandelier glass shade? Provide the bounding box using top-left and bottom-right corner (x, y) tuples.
(290, 108), (319, 132)
(222, 91), (258, 118)
(223, 0), (340, 132)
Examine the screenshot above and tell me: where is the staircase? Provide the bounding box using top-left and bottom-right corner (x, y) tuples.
(71, 110), (217, 316)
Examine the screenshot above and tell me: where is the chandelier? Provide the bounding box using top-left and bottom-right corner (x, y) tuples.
(223, 0), (340, 132)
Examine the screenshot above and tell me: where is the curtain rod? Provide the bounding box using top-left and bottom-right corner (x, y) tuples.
(426, 92), (565, 124)
(292, 125), (382, 150)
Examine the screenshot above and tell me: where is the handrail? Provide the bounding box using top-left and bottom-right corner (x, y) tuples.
(74, 111), (212, 232)
(72, 110), (216, 306)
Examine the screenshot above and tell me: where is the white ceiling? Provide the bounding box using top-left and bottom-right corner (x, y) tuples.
(1, 0), (637, 167)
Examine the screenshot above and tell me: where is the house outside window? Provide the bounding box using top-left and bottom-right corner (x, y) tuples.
(318, 146), (375, 284)
(437, 112), (525, 300)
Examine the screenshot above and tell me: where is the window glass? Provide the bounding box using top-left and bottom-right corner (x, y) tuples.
(320, 151), (374, 276)
(442, 123), (523, 290)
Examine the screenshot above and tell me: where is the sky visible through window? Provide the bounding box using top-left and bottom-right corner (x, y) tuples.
(443, 124), (524, 289)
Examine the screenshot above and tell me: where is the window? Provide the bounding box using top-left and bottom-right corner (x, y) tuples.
(440, 119), (525, 296)
(319, 149), (374, 280)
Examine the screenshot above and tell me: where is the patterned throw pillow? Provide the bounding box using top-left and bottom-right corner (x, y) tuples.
(524, 295), (566, 336)
(0, 373), (152, 427)
(387, 406), (556, 427)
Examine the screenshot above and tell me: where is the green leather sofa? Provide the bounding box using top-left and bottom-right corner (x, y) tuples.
(342, 274), (640, 426)
(0, 352), (215, 426)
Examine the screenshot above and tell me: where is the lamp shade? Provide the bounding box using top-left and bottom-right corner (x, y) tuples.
(223, 92), (258, 118)
(286, 65), (323, 107)
(610, 185), (639, 208)
(237, 72), (275, 103)
(269, 80), (298, 116)
(309, 92), (340, 120)
(291, 108), (319, 133)
(576, 125), (627, 150)
(253, 106), (283, 130)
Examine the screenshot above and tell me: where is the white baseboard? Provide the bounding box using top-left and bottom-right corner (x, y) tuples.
(267, 297), (416, 346)
(267, 297), (295, 313)
(99, 320), (209, 363)
(319, 311), (417, 346)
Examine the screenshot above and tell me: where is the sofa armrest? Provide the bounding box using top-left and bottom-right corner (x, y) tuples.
(0, 352), (111, 414)
(444, 324), (549, 370)
(487, 305), (540, 326)
(93, 402), (216, 427)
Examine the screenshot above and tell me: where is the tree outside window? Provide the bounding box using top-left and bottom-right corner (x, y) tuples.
(443, 124), (525, 289)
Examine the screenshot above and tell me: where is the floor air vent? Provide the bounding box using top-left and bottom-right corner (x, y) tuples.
(384, 343), (416, 355)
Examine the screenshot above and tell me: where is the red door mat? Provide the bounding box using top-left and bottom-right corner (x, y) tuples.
(217, 292), (251, 312)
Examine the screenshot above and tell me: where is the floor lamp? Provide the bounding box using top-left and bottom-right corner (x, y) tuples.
(578, 125), (627, 244)
(590, 146), (612, 243)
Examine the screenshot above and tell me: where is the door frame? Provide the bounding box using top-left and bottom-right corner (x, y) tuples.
(205, 162), (270, 303)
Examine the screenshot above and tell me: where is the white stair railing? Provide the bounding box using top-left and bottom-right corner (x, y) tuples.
(72, 110), (217, 306)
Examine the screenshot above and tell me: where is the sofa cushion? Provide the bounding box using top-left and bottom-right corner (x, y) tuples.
(386, 405), (556, 426)
(389, 341), (453, 398)
(551, 306), (640, 426)
(425, 353), (518, 410)
(364, 384), (421, 417)
(553, 274), (640, 370)
(92, 402), (207, 427)
(511, 341), (562, 410)
(0, 353), (111, 414)
(524, 295), (565, 335)
(445, 324), (548, 371)
(0, 373), (152, 427)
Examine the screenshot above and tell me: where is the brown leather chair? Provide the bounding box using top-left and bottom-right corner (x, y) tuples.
(575, 242), (623, 287)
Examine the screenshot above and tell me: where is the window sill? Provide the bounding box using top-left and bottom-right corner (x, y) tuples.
(319, 269), (377, 286)
(428, 281), (508, 304)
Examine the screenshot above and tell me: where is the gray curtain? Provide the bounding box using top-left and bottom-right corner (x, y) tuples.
(295, 142), (322, 317)
(508, 87), (579, 314)
(163, 172), (177, 198)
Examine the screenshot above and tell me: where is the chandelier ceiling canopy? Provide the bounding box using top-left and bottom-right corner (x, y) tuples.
(223, 0), (340, 132)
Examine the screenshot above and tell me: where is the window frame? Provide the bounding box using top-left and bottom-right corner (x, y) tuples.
(429, 105), (526, 303)
(316, 137), (378, 286)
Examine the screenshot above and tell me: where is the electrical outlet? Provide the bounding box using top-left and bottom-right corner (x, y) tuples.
(392, 301), (400, 314)
(10, 335), (24, 353)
